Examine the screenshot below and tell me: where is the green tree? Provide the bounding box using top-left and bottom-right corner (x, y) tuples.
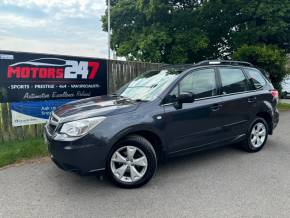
(200, 0), (290, 56)
(102, 0), (209, 63)
(102, 0), (290, 63)
(233, 44), (288, 91)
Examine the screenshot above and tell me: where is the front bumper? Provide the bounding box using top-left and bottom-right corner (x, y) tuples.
(44, 127), (109, 175)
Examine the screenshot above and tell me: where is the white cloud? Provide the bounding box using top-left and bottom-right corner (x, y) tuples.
(0, 14), (48, 28)
(0, 35), (108, 58)
(0, 0), (108, 58)
(2, 0), (106, 18)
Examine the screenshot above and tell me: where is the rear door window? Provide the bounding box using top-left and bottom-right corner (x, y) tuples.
(219, 68), (248, 94)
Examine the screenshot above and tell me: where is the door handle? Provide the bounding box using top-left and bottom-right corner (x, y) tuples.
(248, 96), (257, 103)
(210, 104), (222, 111)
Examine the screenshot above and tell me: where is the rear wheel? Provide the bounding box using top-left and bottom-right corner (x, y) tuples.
(107, 135), (157, 188)
(242, 117), (268, 152)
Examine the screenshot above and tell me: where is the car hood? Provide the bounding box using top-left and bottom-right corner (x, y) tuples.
(54, 96), (140, 122)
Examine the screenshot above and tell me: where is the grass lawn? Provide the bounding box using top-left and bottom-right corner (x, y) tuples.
(0, 138), (48, 168)
(278, 102), (290, 111)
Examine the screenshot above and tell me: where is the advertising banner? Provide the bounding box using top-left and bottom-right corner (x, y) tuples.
(0, 51), (107, 103)
(10, 99), (73, 127)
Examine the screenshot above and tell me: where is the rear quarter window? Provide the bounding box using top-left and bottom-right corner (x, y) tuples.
(219, 68), (248, 94)
(245, 69), (267, 90)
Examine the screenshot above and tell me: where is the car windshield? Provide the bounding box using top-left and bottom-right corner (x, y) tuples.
(116, 69), (182, 101)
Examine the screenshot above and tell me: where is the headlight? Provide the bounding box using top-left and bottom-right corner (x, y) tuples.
(60, 117), (106, 137)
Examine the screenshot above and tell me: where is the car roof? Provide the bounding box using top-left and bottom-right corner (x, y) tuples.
(162, 60), (255, 72)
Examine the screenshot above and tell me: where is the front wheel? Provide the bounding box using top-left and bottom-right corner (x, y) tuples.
(107, 135), (157, 188)
(242, 117), (269, 152)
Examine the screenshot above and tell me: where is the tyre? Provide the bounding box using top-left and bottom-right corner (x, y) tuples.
(242, 117), (269, 152)
(107, 135), (157, 188)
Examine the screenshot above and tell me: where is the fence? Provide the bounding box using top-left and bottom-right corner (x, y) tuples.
(0, 60), (164, 143)
(108, 60), (164, 93)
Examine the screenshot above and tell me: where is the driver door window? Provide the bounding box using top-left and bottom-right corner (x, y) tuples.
(166, 68), (217, 103)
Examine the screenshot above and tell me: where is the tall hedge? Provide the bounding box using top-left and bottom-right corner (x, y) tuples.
(233, 45), (288, 92)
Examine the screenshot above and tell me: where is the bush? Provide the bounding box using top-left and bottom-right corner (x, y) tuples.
(232, 45), (289, 92)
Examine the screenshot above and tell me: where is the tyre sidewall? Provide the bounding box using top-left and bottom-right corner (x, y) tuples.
(107, 135), (157, 188)
(246, 117), (269, 152)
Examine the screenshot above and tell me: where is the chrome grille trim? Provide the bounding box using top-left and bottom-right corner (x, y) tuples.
(50, 113), (59, 126)
(47, 112), (60, 136)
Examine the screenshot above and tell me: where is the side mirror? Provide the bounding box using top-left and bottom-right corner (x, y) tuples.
(174, 92), (195, 109)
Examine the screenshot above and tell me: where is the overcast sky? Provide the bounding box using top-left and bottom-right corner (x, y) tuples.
(0, 0), (108, 58)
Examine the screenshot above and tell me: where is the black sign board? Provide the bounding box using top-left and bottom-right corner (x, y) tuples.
(0, 51), (107, 103)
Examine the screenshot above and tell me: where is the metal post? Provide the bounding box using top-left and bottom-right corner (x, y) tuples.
(108, 0), (111, 60)
(107, 0), (111, 94)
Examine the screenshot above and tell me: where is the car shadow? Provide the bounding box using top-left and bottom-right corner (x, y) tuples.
(48, 144), (246, 192)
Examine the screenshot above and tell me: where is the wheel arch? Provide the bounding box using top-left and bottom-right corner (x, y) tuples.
(109, 126), (166, 161)
(256, 111), (273, 135)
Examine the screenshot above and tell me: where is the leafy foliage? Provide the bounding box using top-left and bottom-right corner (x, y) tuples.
(102, 0), (290, 63)
(201, 0), (290, 56)
(233, 45), (288, 91)
(102, 0), (209, 63)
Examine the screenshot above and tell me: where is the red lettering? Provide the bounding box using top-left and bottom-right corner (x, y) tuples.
(47, 68), (56, 78)
(21, 67), (30, 79)
(39, 68), (47, 78)
(88, 62), (100, 79)
(31, 68), (39, 78)
(8, 66), (65, 79)
(7, 66), (21, 78)
(56, 68), (64, 78)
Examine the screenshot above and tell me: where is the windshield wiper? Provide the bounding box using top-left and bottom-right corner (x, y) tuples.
(110, 93), (120, 97)
(114, 94), (149, 102)
(120, 96), (148, 102)
(134, 99), (149, 102)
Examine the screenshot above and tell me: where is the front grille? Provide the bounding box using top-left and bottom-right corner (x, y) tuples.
(48, 124), (57, 134)
(47, 113), (60, 135)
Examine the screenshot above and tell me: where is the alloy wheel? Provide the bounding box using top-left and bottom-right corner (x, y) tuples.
(110, 146), (148, 183)
(250, 122), (267, 148)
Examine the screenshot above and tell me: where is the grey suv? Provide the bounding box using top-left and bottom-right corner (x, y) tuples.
(44, 60), (279, 188)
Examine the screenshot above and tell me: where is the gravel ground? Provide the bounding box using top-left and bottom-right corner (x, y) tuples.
(0, 112), (290, 218)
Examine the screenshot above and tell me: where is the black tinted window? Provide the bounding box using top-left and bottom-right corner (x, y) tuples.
(219, 68), (248, 94)
(246, 69), (266, 90)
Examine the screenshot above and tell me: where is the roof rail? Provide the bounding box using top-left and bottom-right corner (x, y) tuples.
(161, 64), (195, 70)
(196, 60), (254, 67)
